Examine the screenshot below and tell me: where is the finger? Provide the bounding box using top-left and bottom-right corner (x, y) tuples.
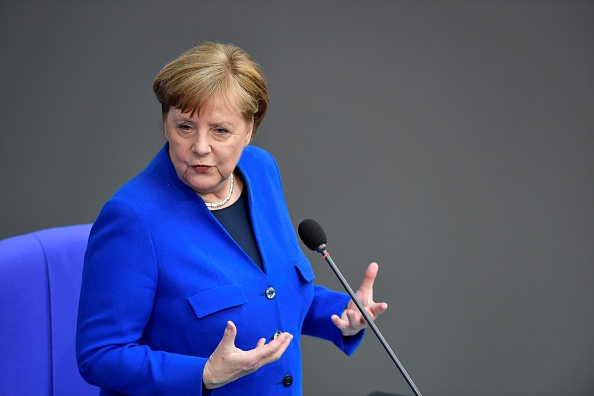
(254, 332), (292, 350)
(357, 262), (379, 296)
(334, 311), (366, 336)
(259, 333), (293, 364)
(276, 332), (293, 349)
(349, 303), (387, 322)
(333, 310), (361, 331)
(367, 302), (388, 317)
(276, 333), (293, 354)
(346, 309), (364, 328)
(331, 314), (347, 329)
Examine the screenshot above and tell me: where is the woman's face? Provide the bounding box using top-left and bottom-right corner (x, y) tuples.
(163, 93), (253, 202)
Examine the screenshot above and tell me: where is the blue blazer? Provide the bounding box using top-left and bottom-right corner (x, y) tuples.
(76, 144), (363, 395)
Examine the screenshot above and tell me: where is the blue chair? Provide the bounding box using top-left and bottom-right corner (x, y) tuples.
(0, 224), (98, 396)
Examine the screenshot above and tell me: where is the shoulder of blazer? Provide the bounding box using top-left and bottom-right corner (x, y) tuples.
(239, 145), (283, 189)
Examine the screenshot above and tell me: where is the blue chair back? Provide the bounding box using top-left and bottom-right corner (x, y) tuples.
(0, 224), (99, 396)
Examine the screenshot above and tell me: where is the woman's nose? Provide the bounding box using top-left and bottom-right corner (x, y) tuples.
(192, 132), (211, 156)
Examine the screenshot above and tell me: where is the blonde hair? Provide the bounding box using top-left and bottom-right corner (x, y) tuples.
(153, 42), (268, 136)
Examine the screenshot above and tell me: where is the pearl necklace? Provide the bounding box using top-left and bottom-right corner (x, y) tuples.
(204, 173), (234, 208)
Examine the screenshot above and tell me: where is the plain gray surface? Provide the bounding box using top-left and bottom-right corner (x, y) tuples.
(1, 1), (593, 395)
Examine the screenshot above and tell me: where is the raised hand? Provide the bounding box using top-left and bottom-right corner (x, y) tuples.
(331, 262), (388, 336)
(202, 321), (293, 389)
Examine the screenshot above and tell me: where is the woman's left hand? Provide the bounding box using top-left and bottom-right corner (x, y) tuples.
(331, 262), (388, 337)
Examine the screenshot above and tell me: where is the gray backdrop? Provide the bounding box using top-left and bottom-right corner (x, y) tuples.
(1, 1), (593, 395)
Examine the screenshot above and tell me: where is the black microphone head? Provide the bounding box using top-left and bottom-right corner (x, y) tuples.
(298, 219), (327, 251)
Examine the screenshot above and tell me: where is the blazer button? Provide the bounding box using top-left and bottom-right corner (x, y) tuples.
(273, 330), (282, 340)
(282, 375), (293, 387)
(265, 286), (276, 299)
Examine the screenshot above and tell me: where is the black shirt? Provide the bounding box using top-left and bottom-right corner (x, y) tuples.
(210, 189), (264, 271)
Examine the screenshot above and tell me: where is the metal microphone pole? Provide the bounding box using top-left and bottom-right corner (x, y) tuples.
(316, 243), (423, 396)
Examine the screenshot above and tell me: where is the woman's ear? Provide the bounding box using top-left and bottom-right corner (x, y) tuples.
(245, 118), (255, 144)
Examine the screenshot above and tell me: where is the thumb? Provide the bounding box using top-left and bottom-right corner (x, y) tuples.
(221, 321), (237, 346)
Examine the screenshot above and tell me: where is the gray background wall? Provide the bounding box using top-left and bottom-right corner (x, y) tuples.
(1, 1), (593, 395)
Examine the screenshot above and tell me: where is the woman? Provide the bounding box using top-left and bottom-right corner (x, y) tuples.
(76, 41), (387, 395)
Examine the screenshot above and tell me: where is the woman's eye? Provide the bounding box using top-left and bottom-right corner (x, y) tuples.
(178, 124), (193, 132)
(214, 127), (229, 135)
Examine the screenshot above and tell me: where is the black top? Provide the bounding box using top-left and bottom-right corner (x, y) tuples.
(210, 189), (264, 271)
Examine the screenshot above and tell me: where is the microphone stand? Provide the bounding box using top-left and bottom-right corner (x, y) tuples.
(315, 243), (423, 396)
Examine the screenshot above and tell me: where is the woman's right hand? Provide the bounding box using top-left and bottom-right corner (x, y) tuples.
(202, 321), (293, 390)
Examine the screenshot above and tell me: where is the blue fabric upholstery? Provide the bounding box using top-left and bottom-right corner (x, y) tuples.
(0, 224), (98, 396)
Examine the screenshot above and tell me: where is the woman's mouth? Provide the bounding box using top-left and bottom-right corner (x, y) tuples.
(192, 165), (212, 173)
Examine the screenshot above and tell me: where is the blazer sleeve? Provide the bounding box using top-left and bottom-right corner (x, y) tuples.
(302, 285), (365, 356)
(76, 198), (207, 395)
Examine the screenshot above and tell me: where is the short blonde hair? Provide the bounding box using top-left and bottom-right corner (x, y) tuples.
(153, 42), (269, 136)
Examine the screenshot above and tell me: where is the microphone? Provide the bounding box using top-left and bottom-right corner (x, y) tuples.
(298, 218), (423, 396)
